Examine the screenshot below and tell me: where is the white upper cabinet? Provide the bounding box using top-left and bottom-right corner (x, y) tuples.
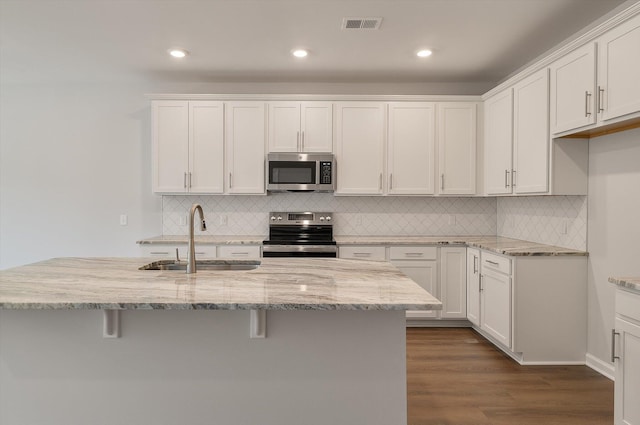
(550, 43), (597, 135)
(437, 103), (477, 195)
(268, 102), (332, 153)
(598, 13), (640, 122)
(387, 102), (436, 195)
(335, 102), (386, 195)
(484, 89), (514, 195)
(152, 100), (224, 194)
(225, 102), (266, 194)
(512, 68), (549, 194)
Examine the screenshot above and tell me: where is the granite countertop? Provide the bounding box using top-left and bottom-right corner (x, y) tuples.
(137, 235), (265, 245)
(138, 235), (587, 256)
(609, 276), (640, 293)
(0, 257), (442, 311)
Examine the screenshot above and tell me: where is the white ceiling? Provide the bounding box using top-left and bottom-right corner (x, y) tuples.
(0, 0), (630, 90)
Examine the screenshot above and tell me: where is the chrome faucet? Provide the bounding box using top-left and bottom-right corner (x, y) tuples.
(187, 203), (207, 274)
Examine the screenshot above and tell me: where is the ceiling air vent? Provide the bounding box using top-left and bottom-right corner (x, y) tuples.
(342, 17), (383, 30)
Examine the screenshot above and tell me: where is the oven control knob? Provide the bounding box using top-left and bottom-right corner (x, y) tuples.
(270, 216), (276, 221)
(319, 216), (325, 222)
(325, 216), (332, 222)
(277, 216), (283, 221)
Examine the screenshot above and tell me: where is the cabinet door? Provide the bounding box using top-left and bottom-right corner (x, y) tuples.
(440, 247), (467, 318)
(484, 90), (514, 195)
(387, 102), (436, 195)
(393, 260), (438, 319)
(226, 102), (266, 194)
(437, 103), (477, 195)
(301, 102), (333, 152)
(481, 269), (511, 348)
(217, 245), (261, 259)
(598, 14), (640, 122)
(550, 43), (596, 134)
(466, 248), (481, 326)
(335, 102), (385, 195)
(268, 102), (301, 152)
(189, 101), (224, 193)
(614, 317), (640, 425)
(513, 68), (549, 194)
(152, 100), (189, 193)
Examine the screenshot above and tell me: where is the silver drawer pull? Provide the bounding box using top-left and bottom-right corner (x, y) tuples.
(611, 329), (620, 362)
(231, 252), (249, 255)
(404, 253), (424, 257)
(353, 252), (372, 257)
(485, 260), (500, 266)
(150, 251), (170, 255)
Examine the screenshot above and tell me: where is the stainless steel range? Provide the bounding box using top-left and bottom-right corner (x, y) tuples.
(262, 212), (337, 257)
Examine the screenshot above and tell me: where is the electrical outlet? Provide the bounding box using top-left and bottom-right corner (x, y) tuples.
(119, 214), (128, 226)
(220, 214), (228, 226)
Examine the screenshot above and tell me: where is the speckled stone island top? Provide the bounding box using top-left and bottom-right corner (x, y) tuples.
(0, 257), (442, 311)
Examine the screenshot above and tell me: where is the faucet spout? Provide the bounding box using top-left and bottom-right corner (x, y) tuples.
(187, 203), (206, 274)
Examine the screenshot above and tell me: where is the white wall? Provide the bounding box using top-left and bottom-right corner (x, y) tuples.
(0, 83), (162, 269)
(587, 127), (640, 367)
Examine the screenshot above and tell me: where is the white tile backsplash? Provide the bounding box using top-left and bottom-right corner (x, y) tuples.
(163, 194), (497, 237)
(162, 194), (587, 250)
(496, 196), (587, 250)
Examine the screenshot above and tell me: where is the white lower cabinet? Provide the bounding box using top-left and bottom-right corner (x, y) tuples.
(614, 288), (640, 425)
(139, 244), (217, 260)
(389, 246), (438, 320)
(217, 245), (261, 259)
(466, 248), (481, 326)
(469, 250), (587, 363)
(439, 247), (467, 318)
(480, 255), (512, 348)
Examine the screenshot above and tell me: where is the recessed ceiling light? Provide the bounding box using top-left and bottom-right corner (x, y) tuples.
(417, 49), (433, 58)
(168, 48), (188, 58)
(292, 49), (308, 58)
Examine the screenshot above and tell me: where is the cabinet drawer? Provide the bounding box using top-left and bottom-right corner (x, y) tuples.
(339, 246), (387, 261)
(617, 288), (640, 323)
(481, 251), (511, 275)
(218, 245), (261, 259)
(139, 245), (216, 259)
(389, 246), (437, 260)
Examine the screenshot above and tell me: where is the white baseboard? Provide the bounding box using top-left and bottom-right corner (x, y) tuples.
(586, 353), (615, 380)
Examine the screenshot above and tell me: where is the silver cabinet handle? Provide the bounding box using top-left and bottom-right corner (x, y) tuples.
(611, 329), (620, 362)
(353, 252), (372, 257)
(511, 170), (516, 187)
(184, 172), (188, 189)
(486, 260), (499, 266)
(301, 131), (305, 151)
(379, 173), (382, 191)
(505, 170), (509, 188)
(441, 174), (445, 191)
(479, 274), (483, 291)
(473, 255), (478, 274)
(231, 252), (249, 256)
(229, 173), (233, 188)
(585, 91), (592, 117)
(598, 86), (605, 113)
(389, 173), (393, 190)
(404, 253), (424, 257)
(297, 131), (300, 151)
(189, 172), (192, 189)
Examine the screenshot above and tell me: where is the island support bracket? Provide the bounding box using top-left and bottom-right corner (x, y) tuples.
(249, 309), (266, 339)
(103, 309), (121, 338)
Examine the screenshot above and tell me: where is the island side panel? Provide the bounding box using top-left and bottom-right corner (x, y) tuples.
(0, 309), (407, 425)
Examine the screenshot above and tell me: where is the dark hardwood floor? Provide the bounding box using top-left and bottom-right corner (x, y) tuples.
(406, 328), (614, 425)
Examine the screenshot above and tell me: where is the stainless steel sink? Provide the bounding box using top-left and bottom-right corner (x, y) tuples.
(139, 259), (260, 271)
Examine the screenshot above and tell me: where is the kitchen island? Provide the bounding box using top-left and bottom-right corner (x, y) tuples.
(0, 257), (440, 425)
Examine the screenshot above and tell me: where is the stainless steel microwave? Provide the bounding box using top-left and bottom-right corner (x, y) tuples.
(267, 153), (335, 192)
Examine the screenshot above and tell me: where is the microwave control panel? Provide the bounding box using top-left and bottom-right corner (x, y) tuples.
(320, 162), (332, 184)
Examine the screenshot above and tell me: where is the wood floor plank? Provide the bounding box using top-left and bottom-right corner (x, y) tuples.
(406, 328), (614, 425)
